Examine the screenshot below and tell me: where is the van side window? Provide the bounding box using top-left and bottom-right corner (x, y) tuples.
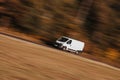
(67, 40), (72, 44)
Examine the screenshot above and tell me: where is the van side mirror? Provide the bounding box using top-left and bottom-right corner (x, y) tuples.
(67, 40), (72, 44)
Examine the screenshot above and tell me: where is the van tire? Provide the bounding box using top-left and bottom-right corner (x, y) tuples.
(75, 51), (79, 54)
(75, 51), (82, 54)
(62, 46), (67, 51)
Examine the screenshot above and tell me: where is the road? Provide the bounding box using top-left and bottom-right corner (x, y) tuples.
(0, 34), (120, 80)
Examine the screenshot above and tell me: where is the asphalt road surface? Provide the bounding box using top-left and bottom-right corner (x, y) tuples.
(0, 34), (120, 80)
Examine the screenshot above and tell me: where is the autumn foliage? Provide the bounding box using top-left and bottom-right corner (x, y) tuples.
(0, 0), (120, 61)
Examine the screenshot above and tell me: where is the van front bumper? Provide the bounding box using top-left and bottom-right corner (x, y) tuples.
(54, 42), (62, 48)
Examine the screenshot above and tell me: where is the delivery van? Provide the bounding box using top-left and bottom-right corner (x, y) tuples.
(54, 36), (85, 54)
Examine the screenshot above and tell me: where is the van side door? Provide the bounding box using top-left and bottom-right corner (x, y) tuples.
(66, 40), (72, 49)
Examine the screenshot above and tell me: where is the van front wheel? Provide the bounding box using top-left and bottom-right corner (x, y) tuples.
(62, 46), (67, 51)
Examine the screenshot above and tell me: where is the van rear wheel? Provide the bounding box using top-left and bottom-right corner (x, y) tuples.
(75, 51), (81, 55)
(75, 51), (82, 54)
(75, 51), (79, 54)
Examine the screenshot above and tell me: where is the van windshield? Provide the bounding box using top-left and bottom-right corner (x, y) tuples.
(58, 37), (68, 42)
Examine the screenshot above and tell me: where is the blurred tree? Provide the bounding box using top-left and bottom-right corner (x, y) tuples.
(0, 0), (120, 62)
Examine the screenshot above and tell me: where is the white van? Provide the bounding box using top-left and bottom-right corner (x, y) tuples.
(54, 36), (85, 54)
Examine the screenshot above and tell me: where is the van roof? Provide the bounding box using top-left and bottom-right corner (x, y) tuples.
(61, 36), (84, 43)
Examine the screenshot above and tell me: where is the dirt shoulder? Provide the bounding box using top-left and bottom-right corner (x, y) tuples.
(0, 34), (120, 80)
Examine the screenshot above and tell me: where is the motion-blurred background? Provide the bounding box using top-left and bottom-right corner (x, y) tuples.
(0, 0), (120, 66)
